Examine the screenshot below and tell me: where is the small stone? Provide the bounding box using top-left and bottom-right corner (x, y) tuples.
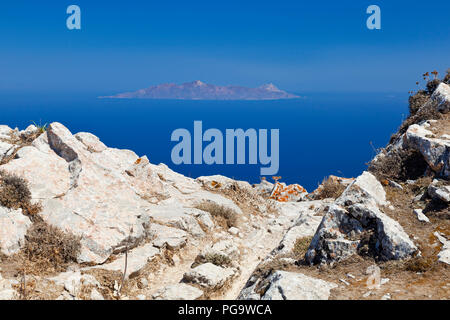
(339, 279), (350, 286)
(413, 209), (430, 223)
(381, 293), (391, 300)
(228, 227), (239, 235)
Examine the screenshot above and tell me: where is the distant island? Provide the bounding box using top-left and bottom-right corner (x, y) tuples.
(99, 80), (300, 100)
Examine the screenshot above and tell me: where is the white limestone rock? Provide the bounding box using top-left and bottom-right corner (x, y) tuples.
(86, 243), (160, 278)
(306, 172), (417, 264)
(413, 209), (430, 223)
(152, 283), (204, 300)
(0, 207), (32, 256)
(182, 263), (235, 289)
(149, 204), (205, 237)
(434, 232), (450, 265)
(75, 132), (107, 153)
(241, 271), (337, 300)
(431, 82), (450, 113)
(149, 224), (188, 250)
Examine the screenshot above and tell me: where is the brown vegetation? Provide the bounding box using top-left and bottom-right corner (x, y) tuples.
(195, 201), (238, 228)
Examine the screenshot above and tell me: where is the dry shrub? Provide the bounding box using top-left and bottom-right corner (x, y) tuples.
(315, 177), (347, 200)
(444, 69), (450, 84)
(22, 221), (81, 274)
(195, 201), (238, 228)
(192, 253), (232, 268)
(0, 170), (42, 216)
(408, 91), (430, 116)
(368, 148), (428, 182)
(292, 236), (313, 259)
(0, 170), (31, 209)
(391, 95), (442, 144)
(405, 256), (437, 273)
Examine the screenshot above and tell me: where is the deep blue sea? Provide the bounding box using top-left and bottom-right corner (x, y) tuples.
(0, 92), (408, 191)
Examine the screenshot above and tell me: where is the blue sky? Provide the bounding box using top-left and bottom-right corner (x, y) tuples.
(1, 0), (449, 94)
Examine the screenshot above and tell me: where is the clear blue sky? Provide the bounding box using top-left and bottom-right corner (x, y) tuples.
(1, 0), (449, 94)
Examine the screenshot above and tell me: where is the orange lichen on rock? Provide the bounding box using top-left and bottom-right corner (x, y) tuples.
(269, 182), (307, 202)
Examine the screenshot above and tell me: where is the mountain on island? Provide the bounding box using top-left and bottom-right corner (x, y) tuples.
(100, 80), (300, 100)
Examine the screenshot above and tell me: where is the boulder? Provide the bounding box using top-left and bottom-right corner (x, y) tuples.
(239, 271), (337, 300)
(50, 271), (100, 297)
(270, 182), (308, 202)
(306, 172), (417, 264)
(86, 243), (160, 278)
(196, 175), (253, 192)
(0, 207), (32, 256)
(260, 271), (337, 300)
(0, 274), (16, 300)
(428, 180), (450, 203)
(74, 132), (107, 153)
(152, 283), (203, 300)
(404, 122), (450, 177)
(149, 224), (188, 250)
(434, 232), (450, 265)
(149, 204), (205, 237)
(182, 263), (235, 289)
(431, 82), (450, 113)
(200, 240), (240, 261)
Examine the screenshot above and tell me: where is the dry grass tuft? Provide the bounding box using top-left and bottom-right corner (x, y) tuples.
(0, 170), (42, 217)
(368, 148), (428, 182)
(195, 201), (238, 228)
(21, 221), (82, 275)
(315, 177), (347, 200)
(192, 253), (232, 269)
(292, 236), (313, 259)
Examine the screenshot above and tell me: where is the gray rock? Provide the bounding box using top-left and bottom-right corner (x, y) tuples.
(388, 180), (403, 190)
(428, 181), (450, 203)
(200, 239), (240, 261)
(152, 283), (204, 300)
(86, 243), (159, 278)
(149, 204), (205, 237)
(74, 132), (107, 153)
(413, 209), (430, 223)
(0, 274), (16, 300)
(182, 263), (235, 289)
(259, 271), (337, 300)
(431, 82), (450, 113)
(404, 123), (450, 177)
(306, 172), (417, 264)
(0, 207), (32, 256)
(434, 232), (450, 265)
(149, 224), (188, 250)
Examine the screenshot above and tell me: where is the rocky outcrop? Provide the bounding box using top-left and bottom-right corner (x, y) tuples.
(182, 263), (236, 289)
(0, 207), (32, 256)
(256, 271), (337, 300)
(305, 172), (417, 264)
(152, 283), (204, 300)
(0, 122), (242, 264)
